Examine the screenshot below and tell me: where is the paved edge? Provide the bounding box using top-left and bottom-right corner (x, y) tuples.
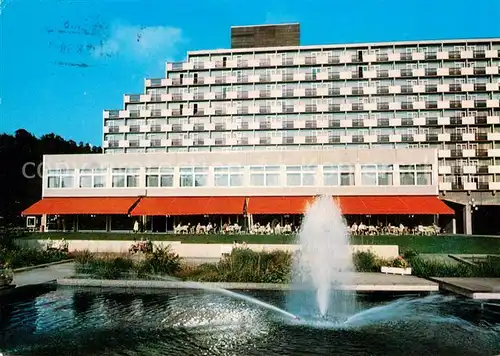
(429, 277), (500, 300)
(13, 259), (75, 273)
(57, 278), (438, 292)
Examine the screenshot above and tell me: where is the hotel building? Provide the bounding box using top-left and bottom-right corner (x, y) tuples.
(23, 24), (500, 235)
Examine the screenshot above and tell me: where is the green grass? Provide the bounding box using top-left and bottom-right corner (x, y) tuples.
(19, 232), (500, 254)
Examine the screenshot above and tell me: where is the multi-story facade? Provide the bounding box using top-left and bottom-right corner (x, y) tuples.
(24, 24), (500, 234)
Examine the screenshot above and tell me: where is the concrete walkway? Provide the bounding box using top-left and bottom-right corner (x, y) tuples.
(12, 262), (74, 288)
(57, 272), (438, 292)
(430, 277), (500, 299)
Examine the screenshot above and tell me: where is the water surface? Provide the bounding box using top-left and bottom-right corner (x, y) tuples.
(1, 287), (500, 355)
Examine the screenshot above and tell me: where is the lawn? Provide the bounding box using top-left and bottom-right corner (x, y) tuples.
(20, 232), (500, 254)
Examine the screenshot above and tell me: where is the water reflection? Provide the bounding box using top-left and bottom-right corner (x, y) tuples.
(0, 287), (498, 356)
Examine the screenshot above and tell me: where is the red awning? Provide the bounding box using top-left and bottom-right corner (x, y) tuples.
(338, 196), (454, 215)
(22, 197), (140, 215)
(246, 195), (454, 215)
(247, 196), (317, 215)
(130, 196), (246, 216)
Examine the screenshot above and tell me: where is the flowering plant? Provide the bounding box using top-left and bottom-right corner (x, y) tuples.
(129, 239), (153, 254)
(0, 262), (14, 285)
(390, 256), (410, 268)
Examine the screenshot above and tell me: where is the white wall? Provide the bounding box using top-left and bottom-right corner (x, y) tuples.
(43, 148), (438, 198)
(18, 239), (399, 259)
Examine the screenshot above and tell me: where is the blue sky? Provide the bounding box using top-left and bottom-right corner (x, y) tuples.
(1, 0), (499, 146)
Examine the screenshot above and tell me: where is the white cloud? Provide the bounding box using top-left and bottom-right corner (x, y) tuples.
(93, 23), (185, 62)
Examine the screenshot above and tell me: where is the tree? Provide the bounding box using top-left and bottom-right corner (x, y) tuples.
(0, 129), (102, 227)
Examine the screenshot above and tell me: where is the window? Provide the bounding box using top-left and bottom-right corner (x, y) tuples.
(146, 167), (174, 187)
(47, 169), (75, 188)
(179, 167), (208, 187)
(250, 166), (280, 186)
(214, 166), (244, 187)
(112, 168), (140, 187)
(79, 168), (106, 188)
(399, 164), (433, 185)
(286, 165), (317, 186)
(323, 165), (355, 186)
(361, 165), (394, 186)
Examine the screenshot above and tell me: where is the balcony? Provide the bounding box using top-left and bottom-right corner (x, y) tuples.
(192, 109), (205, 117)
(259, 137), (271, 145)
(328, 136), (341, 143)
(305, 136), (317, 144)
(305, 120), (317, 129)
(129, 140), (140, 148)
(376, 54), (389, 62)
(150, 139), (162, 147)
(401, 134), (414, 142)
(107, 110), (120, 119)
(425, 68), (438, 76)
(284, 136), (294, 144)
(147, 78), (166, 87)
(401, 102), (413, 110)
(150, 125), (162, 132)
(327, 56), (340, 64)
(473, 67), (487, 75)
(259, 122), (271, 130)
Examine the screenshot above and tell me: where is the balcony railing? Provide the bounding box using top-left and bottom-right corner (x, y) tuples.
(400, 69), (413, 77)
(327, 56), (340, 64)
(425, 84), (438, 92)
(305, 56), (316, 65)
(108, 110), (120, 118)
(148, 79), (164, 87)
(351, 87), (363, 95)
(425, 52), (437, 60)
(129, 95), (141, 103)
(376, 54), (389, 61)
(474, 67), (487, 75)
(305, 120), (317, 129)
(401, 85), (413, 93)
(352, 135), (364, 143)
(377, 86), (389, 94)
(401, 118), (413, 126)
(306, 136), (317, 144)
(473, 50), (486, 58)
(474, 83), (487, 91)
(425, 68), (438, 76)
(129, 125), (140, 132)
(151, 109), (162, 117)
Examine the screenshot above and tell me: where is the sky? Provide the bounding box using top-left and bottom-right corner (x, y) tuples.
(0, 0), (499, 146)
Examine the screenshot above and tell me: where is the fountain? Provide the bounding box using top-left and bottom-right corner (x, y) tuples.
(287, 195), (356, 320)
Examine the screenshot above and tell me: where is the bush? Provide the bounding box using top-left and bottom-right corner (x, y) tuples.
(179, 248), (292, 283)
(75, 254), (134, 279)
(352, 251), (383, 272)
(136, 245), (181, 276)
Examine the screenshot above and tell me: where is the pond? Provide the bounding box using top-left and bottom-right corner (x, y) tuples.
(1, 286), (499, 355)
